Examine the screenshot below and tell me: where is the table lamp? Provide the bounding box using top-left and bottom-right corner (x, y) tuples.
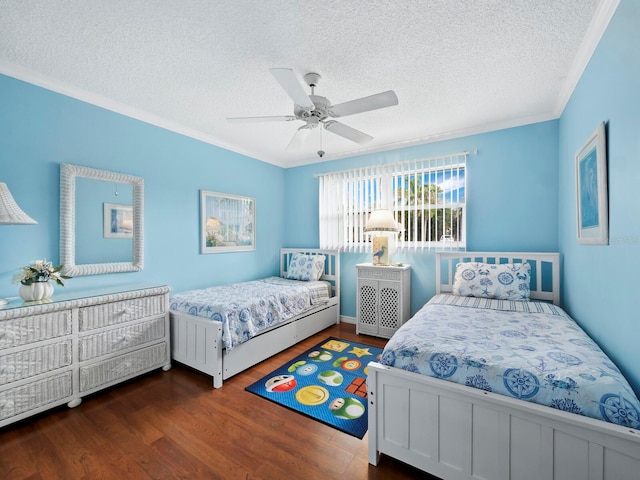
(0, 182), (37, 305)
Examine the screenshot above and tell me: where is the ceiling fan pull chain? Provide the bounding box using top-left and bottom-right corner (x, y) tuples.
(318, 125), (325, 158)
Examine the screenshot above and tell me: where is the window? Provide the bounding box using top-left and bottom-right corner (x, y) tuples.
(318, 152), (467, 252)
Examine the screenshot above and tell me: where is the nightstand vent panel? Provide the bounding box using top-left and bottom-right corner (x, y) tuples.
(359, 284), (378, 328)
(379, 287), (400, 330)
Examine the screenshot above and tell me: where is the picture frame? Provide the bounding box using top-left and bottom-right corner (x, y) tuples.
(103, 203), (133, 238)
(200, 190), (255, 253)
(372, 236), (390, 265)
(575, 122), (608, 245)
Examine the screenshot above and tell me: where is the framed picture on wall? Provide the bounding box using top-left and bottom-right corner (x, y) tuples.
(103, 203), (133, 238)
(200, 190), (255, 253)
(575, 122), (608, 245)
(372, 236), (390, 265)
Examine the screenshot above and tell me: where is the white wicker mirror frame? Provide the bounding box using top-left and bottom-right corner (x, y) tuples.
(60, 163), (144, 276)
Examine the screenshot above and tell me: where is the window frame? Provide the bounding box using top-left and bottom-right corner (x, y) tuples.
(318, 153), (467, 252)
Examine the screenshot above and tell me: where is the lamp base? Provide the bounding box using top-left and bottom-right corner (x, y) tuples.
(372, 236), (390, 265)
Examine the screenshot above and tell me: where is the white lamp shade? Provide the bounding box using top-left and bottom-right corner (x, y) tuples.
(364, 209), (399, 233)
(0, 182), (37, 224)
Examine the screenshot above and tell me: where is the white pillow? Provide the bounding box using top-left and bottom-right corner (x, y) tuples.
(452, 262), (531, 301)
(285, 254), (326, 281)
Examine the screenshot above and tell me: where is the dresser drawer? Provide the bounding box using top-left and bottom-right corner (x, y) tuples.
(79, 295), (166, 331)
(0, 311), (72, 350)
(79, 317), (166, 361)
(0, 371), (73, 421)
(0, 340), (73, 385)
(79, 342), (168, 392)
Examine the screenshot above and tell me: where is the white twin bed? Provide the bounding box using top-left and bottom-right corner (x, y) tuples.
(169, 249), (339, 388)
(368, 252), (640, 480)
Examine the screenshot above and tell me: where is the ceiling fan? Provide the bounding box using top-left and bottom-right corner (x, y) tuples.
(227, 68), (398, 154)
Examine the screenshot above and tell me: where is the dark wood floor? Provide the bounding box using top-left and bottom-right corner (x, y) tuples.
(0, 323), (438, 480)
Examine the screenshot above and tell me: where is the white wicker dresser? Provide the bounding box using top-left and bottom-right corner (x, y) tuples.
(0, 283), (171, 428)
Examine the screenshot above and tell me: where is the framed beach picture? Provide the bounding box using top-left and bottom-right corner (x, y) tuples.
(575, 122), (608, 245)
(103, 203), (133, 238)
(200, 190), (255, 253)
(372, 236), (390, 265)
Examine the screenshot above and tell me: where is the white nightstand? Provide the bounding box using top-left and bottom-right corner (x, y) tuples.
(356, 263), (411, 338)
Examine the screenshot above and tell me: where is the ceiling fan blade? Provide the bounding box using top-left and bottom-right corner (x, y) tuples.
(226, 115), (296, 123)
(270, 68), (315, 110)
(323, 120), (373, 144)
(329, 90), (398, 118)
(286, 125), (314, 150)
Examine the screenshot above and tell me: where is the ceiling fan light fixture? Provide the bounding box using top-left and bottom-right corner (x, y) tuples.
(303, 72), (321, 88)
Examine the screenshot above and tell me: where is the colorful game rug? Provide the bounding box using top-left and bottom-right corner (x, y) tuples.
(245, 337), (383, 439)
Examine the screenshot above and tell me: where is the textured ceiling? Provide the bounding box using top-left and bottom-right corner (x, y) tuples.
(0, 1), (617, 167)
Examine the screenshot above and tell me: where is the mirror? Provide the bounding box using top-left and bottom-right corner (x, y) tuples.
(75, 176), (133, 264)
(60, 163), (144, 276)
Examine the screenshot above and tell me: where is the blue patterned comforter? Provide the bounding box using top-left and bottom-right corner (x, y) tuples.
(170, 277), (331, 351)
(381, 294), (640, 428)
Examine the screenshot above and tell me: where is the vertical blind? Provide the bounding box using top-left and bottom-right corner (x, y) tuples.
(318, 152), (467, 252)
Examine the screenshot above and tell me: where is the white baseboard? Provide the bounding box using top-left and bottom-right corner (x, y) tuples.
(340, 315), (356, 325)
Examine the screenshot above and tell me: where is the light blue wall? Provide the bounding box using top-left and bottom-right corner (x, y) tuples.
(285, 120), (560, 318)
(0, 74), (286, 298)
(558, 0), (640, 394)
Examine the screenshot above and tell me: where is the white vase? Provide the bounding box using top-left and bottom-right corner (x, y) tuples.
(19, 282), (54, 301)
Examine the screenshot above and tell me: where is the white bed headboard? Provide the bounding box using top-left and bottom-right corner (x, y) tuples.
(280, 248), (340, 299)
(436, 251), (560, 306)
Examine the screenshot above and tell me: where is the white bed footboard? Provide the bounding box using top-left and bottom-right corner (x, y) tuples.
(368, 362), (640, 480)
(171, 309), (224, 387)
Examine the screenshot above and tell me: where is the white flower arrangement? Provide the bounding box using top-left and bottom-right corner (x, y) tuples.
(13, 259), (71, 286)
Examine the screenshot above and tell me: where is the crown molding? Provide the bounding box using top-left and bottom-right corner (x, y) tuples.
(553, 0), (620, 116)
